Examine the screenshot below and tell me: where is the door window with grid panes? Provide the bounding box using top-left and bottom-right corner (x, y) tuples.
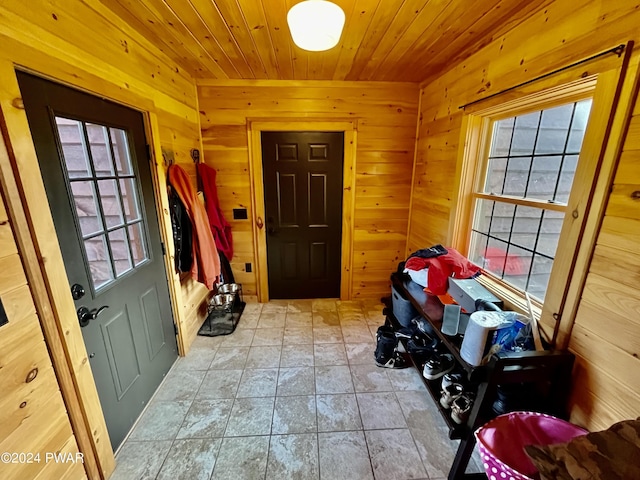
(468, 99), (592, 301)
(55, 117), (149, 292)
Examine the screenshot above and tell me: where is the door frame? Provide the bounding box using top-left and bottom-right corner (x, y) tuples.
(248, 120), (357, 302)
(0, 61), (187, 479)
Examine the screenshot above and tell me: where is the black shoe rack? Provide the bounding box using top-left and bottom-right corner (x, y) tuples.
(385, 272), (575, 480)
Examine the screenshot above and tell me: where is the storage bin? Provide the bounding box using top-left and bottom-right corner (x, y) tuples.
(392, 284), (418, 327)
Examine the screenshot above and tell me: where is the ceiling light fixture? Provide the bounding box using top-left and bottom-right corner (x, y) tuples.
(287, 0), (345, 52)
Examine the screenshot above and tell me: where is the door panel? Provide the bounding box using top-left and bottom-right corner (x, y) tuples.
(262, 131), (343, 299)
(17, 72), (177, 450)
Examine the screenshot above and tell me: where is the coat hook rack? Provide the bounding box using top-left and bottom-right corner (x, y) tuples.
(191, 148), (200, 163)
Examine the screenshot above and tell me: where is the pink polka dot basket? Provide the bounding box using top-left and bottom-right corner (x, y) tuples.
(474, 411), (588, 480)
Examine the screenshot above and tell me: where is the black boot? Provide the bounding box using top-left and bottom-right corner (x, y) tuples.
(374, 325), (408, 368)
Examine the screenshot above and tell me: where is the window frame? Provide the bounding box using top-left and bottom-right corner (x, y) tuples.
(451, 70), (623, 345)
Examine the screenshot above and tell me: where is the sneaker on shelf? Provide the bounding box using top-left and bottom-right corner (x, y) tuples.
(413, 316), (436, 337)
(439, 382), (464, 409)
(451, 393), (474, 424)
(407, 334), (438, 355)
(441, 372), (464, 390)
(394, 326), (414, 339)
(422, 353), (455, 380)
(375, 351), (409, 369)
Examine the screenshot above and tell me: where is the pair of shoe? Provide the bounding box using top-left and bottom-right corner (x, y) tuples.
(451, 394), (473, 424)
(374, 325), (409, 369)
(422, 353), (455, 380)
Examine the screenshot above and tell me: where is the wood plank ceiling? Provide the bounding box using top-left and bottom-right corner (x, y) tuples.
(100, 0), (551, 82)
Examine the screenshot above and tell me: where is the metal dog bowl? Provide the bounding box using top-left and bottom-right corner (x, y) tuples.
(218, 283), (240, 294)
(210, 293), (235, 307)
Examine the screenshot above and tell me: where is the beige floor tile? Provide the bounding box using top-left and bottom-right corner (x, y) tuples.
(313, 326), (343, 344)
(286, 311), (313, 327)
(177, 398), (233, 438)
(252, 327), (284, 346)
(287, 300), (313, 313)
(257, 312), (286, 329)
(209, 347), (249, 370)
(237, 368), (279, 397)
(316, 394), (362, 432)
(318, 431), (373, 480)
(365, 429), (427, 480)
(211, 436), (270, 480)
(272, 395), (317, 434)
(225, 397), (275, 437)
(277, 367), (315, 396)
(156, 438), (221, 480)
(315, 365), (354, 394)
(312, 310), (340, 327)
(312, 299), (338, 311)
(266, 433), (319, 480)
(284, 327), (314, 344)
(345, 343), (375, 365)
(111, 440), (172, 480)
(281, 343), (314, 367)
(350, 363), (393, 393)
(196, 369), (242, 399)
(245, 346), (282, 368)
(357, 392), (408, 429)
(314, 343), (348, 366)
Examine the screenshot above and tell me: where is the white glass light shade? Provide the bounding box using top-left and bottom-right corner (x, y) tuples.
(287, 0), (345, 52)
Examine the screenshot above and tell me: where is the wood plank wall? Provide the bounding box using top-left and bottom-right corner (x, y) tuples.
(0, 0), (207, 476)
(197, 80), (419, 300)
(0, 185), (86, 480)
(407, 0), (640, 431)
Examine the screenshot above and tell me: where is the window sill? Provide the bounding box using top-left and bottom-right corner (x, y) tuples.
(474, 272), (542, 319)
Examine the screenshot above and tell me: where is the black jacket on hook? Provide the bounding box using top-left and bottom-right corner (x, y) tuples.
(168, 185), (193, 273)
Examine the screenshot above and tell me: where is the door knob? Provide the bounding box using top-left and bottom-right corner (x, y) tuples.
(71, 283), (85, 300)
(267, 226), (277, 235)
(77, 305), (109, 327)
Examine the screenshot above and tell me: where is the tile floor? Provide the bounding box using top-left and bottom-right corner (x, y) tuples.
(111, 299), (483, 480)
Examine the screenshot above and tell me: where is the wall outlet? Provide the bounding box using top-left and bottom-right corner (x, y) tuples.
(245, 263), (252, 273)
(233, 208), (248, 220)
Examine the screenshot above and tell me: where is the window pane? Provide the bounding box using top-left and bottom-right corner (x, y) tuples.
(526, 156), (560, 201)
(503, 157), (531, 197)
(56, 117), (90, 178)
(70, 181), (103, 236)
(510, 206), (543, 251)
(488, 202), (515, 242)
(120, 178), (142, 222)
(86, 124), (114, 177)
(535, 103), (574, 154)
(484, 237), (511, 277)
(554, 154), (579, 203)
(489, 117), (514, 157)
(108, 228), (133, 277)
(84, 235), (113, 289)
(472, 199), (494, 233)
(567, 99), (592, 151)
(97, 179), (124, 228)
(529, 254), (554, 301)
(110, 128), (134, 175)
(128, 222), (148, 266)
(485, 157), (507, 194)
(537, 210), (564, 258)
(502, 244), (533, 291)
(468, 231), (490, 270)
(510, 111), (540, 155)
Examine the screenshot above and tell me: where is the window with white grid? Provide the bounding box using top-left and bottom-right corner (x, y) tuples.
(468, 99), (593, 301)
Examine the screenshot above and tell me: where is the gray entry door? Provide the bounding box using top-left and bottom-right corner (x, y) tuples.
(17, 72), (177, 450)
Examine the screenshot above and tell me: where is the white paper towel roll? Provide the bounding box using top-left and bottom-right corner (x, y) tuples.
(460, 311), (514, 366)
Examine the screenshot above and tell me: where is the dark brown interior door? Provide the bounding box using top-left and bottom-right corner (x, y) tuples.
(261, 131), (344, 299)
